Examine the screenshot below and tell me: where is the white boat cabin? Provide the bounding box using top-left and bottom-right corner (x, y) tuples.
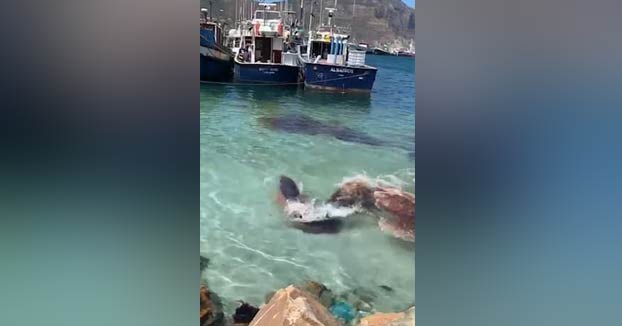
(227, 4), (290, 64)
(301, 8), (368, 67)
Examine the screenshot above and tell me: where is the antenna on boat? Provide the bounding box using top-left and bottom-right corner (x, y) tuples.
(325, 7), (336, 27)
(209, 1), (213, 21)
(201, 7), (208, 22)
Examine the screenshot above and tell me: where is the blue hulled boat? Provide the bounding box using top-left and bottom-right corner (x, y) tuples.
(200, 8), (233, 82)
(298, 8), (377, 92)
(230, 3), (300, 85)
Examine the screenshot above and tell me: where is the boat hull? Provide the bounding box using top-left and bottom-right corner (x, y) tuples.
(233, 62), (300, 85)
(303, 63), (377, 92)
(200, 46), (233, 82)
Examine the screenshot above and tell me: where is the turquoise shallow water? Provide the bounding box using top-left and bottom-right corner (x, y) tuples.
(200, 56), (415, 315)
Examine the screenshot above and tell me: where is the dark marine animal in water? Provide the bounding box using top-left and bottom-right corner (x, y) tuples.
(259, 114), (415, 159)
(278, 175), (344, 234)
(279, 175), (301, 200)
(259, 114), (386, 147)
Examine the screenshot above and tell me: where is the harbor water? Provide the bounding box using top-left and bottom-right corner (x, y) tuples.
(200, 55), (415, 314)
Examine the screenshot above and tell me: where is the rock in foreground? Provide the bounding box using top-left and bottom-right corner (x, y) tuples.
(249, 285), (342, 326)
(359, 306), (415, 326)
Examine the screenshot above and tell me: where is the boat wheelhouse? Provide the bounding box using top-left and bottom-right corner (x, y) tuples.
(229, 2), (300, 85)
(298, 8), (377, 92)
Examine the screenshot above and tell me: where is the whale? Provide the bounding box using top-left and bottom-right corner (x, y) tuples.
(259, 114), (415, 159)
(259, 114), (386, 147)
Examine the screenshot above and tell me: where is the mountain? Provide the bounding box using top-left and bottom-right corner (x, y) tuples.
(200, 0), (415, 48)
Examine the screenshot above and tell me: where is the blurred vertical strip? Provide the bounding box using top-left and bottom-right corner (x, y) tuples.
(418, 0), (622, 325)
(0, 1), (197, 326)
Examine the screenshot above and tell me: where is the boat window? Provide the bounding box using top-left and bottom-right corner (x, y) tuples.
(255, 11), (281, 20)
(227, 38), (240, 48)
(254, 37), (273, 63)
(310, 41), (329, 60)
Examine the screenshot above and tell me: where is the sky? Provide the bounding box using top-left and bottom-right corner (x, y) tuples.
(403, 0), (415, 8)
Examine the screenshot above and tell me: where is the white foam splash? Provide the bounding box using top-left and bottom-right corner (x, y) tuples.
(285, 199), (361, 222)
(336, 172), (416, 193)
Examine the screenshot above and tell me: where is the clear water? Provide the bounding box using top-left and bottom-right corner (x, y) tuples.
(200, 56), (415, 315)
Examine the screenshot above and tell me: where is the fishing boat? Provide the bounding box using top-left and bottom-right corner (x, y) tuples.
(298, 8), (377, 92)
(394, 40), (415, 57)
(368, 47), (392, 56)
(396, 50), (416, 58)
(230, 2), (300, 85)
(200, 7), (233, 82)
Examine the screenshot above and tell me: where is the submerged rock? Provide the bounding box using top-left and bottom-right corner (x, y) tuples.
(297, 280), (335, 308)
(329, 301), (356, 323)
(249, 285), (342, 326)
(347, 288), (376, 312)
(200, 285), (224, 326)
(358, 306), (415, 326)
(200, 255), (210, 272)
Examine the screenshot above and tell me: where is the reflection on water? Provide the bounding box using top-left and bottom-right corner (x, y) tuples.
(200, 56), (415, 315)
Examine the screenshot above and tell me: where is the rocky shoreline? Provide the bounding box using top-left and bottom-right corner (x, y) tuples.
(201, 256), (414, 326)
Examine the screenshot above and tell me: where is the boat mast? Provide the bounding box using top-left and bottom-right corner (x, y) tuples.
(308, 1), (315, 32)
(307, 1), (315, 58)
(319, 0), (323, 26)
(300, 0), (304, 28)
(333, 0), (337, 27)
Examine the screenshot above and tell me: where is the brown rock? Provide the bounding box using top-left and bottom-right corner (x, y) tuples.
(373, 187), (415, 230)
(359, 307), (415, 326)
(359, 312), (403, 326)
(329, 180), (376, 209)
(249, 285), (342, 326)
(390, 307), (415, 326)
(264, 291), (276, 304)
(200, 285), (224, 326)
